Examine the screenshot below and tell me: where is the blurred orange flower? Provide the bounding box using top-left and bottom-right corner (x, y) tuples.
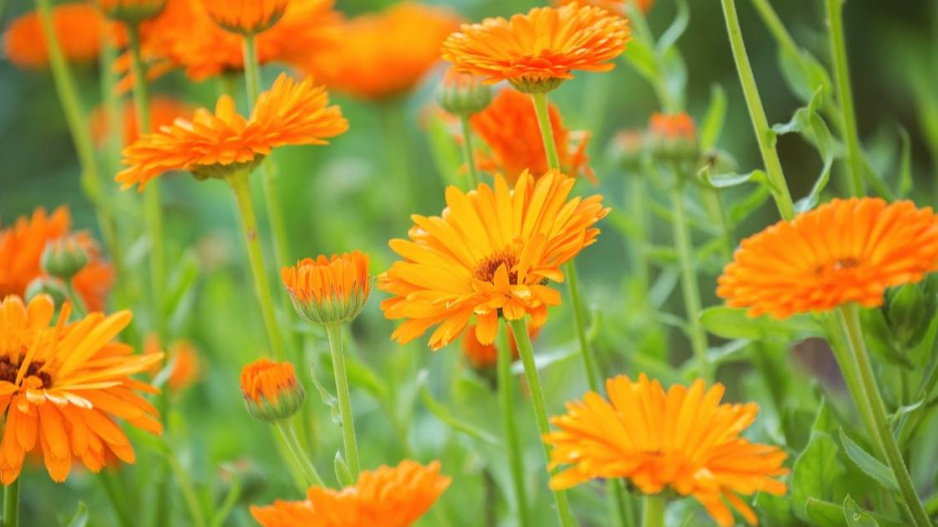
(144, 335), (201, 392)
(379, 171), (608, 351)
(545, 374), (788, 527)
(3, 4), (121, 70)
(251, 460), (450, 527)
(554, 0), (654, 15)
(718, 198), (938, 318)
(441, 3), (628, 93)
(649, 112), (696, 141)
(0, 295), (162, 484)
(200, 0), (288, 35)
(90, 97), (194, 147)
(0, 207), (113, 312)
(282, 252), (371, 325)
(301, 3), (461, 100)
(117, 74), (348, 190)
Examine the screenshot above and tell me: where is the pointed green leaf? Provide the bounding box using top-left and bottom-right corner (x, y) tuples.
(843, 496), (880, 527)
(837, 428), (899, 493)
(793, 433), (845, 521)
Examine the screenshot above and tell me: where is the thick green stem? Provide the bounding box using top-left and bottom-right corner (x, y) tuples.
(825, 0), (865, 197)
(459, 115), (481, 187)
(719, 0), (796, 220)
(227, 173), (286, 359)
(509, 318), (576, 527)
(497, 323), (532, 527)
(641, 495), (665, 527)
(275, 421), (324, 487)
(325, 323), (361, 477)
(669, 189), (710, 382)
(837, 305), (931, 526)
(3, 480), (18, 527)
(531, 93), (561, 169)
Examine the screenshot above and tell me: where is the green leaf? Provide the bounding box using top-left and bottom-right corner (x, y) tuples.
(697, 167), (766, 189)
(309, 365), (341, 425)
(656, 0), (689, 54)
(623, 37), (659, 81)
(896, 127), (912, 197)
(60, 502), (89, 527)
(699, 85), (727, 150)
(417, 371), (500, 446)
(792, 433), (845, 521)
(700, 307), (823, 340)
(843, 496), (880, 527)
(777, 45), (832, 104)
(729, 185), (771, 224)
(837, 429), (899, 493)
(334, 451), (355, 487)
(163, 250), (200, 326)
(805, 499), (847, 527)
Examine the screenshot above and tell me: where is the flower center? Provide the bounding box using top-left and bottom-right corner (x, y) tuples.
(474, 249), (519, 285)
(0, 355), (51, 388)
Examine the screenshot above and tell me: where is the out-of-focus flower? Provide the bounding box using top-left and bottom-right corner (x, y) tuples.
(0, 295), (163, 484)
(608, 129), (646, 170)
(200, 0), (288, 35)
(461, 323), (541, 370)
(282, 252), (371, 326)
(3, 4), (122, 70)
(240, 359), (305, 423)
(718, 198), (938, 319)
(554, 0), (655, 16)
(90, 98), (194, 147)
(144, 335), (201, 393)
(648, 112), (699, 162)
(436, 67), (491, 117)
(116, 74), (347, 190)
(95, 0), (166, 24)
(545, 374), (788, 527)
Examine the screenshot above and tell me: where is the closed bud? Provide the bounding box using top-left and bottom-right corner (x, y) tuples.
(282, 252), (372, 326)
(94, 0), (166, 24)
(25, 277), (67, 306)
(436, 68), (492, 116)
(608, 129), (646, 171)
(885, 281), (935, 349)
(647, 112), (700, 165)
(41, 238), (88, 280)
(240, 359), (305, 423)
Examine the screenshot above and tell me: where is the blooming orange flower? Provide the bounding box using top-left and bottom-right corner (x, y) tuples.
(0, 295), (162, 484)
(144, 335), (200, 392)
(441, 3), (629, 92)
(3, 4), (121, 70)
(300, 3), (461, 100)
(379, 171), (608, 350)
(554, 0), (655, 15)
(251, 460), (450, 527)
(95, 0), (166, 24)
(545, 374), (788, 527)
(90, 98), (194, 148)
(282, 252), (371, 325)
(116, 74), (348, 190)
(200, 0), (288, 35)
(718, 198), (938, 319)
(0, 207), (113, 312)
(240, 359), (304, 422)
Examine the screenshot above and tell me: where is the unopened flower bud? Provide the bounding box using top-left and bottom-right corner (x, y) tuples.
(282, 251), (372, 326)
(41, 238), (88, 280)
(25, 277), (67, 306)
(240, 359), (305, 423)
(648, 112), (700, 164)
(436, 68), (492, 116)
(94, 0), (166, 24)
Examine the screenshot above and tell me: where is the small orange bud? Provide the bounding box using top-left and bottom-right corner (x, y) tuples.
(282, 252), (372, 325)
(648, 112), (699, 163)
(240, 359), (305, 422)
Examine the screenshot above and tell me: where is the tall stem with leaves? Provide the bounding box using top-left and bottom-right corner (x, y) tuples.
(669, 186), (710, 381)
(325, 324), (361, 477)
(825, 0), (865, 197)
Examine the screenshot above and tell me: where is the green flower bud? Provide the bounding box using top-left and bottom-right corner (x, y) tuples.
(647, 112), (700, 165)
(436, 69), (492, 116)
(25, 277), (67, 306)
(40, 238), (88, 280)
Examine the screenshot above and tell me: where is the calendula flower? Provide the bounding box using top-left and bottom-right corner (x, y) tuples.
(379, 171), (608, 350)
(300, 2), (461, 100)
(545, 374), (788, 527)
(0, 207), (113, 312)
(95, 0), (166, 24)
(90, 98), (194, 147)
(3, 4), (121, 70)
(240, 359), (305, 423)
(0, 295), (163, 484)
(441, 3), (629, 93)
(116, 74), (348, 190)
(648, 112), (699, 162)
(200, 0), (288, 35)
(554, 0), (655, 15)
(144, 335), (201, 393)
(251, 460), (450, 527)
(282, 252), (371, 325)
(718, 198), (938, 319)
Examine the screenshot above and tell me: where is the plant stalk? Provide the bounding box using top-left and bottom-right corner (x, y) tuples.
(3, 480), (18, 527)
(641, 494), (665, 527)
(275, 421), (324, 487)
(825, 0), (865, 197)
(325, 323), (361, 477)
(459, 114), (481, 187)
(497, 323), (532, 527)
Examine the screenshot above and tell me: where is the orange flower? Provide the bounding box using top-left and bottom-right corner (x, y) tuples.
(251, 460), (450, 527)
(300, 3), (461, 101)
(3, 4), (121, 70)
(649, 112), (696, 141)
(143, 335), (200, 392)
(0, 295), (162, 484)
(116, 74), (348, 190)
(545, 374), (788, 527)
(461, 323), (540, 370)
(240, 359), (305, 422)
(379, 171), (608, 351)
(200, 0), (288, 35)
(718, 198), (938, 318)
(95, 0), (166, 24)
(470, 88), (594, 184)
(90, 98), (194, 148)
(282, 252), (371, 325)
(554, 0), (655, 15)
(441, 3), (629, 93)
(0, 207), (113, 312)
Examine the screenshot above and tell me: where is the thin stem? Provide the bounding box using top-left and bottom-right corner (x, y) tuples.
(826, 0), (865, 197)
(325, 323), (361, 477)
(627, 176), (650, 294)
(459, 114), (481, 187)
(165, 455), (208, 527)
(275, 421), (324, 487)
(227, 173), (286, 359)
(3, 480), (18, 527)
(838, 304), (931, 527)
(98, 471), (135, 527)
(531, 93), (560, 169)
(669, 189), (710, 382)
(703, 188), (734, 261)
(641, 495), (665, 527)
(719, 0), (796, 220)
(508, 317), (576, 527)
(497, 323), (532, 527)
(63, 280), (88, 318)
(612, 480), (636, 527)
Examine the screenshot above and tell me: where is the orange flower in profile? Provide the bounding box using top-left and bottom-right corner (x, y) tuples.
(441, 3), (629, 93)
(95, 0), (166, 24)
(144, 335), (201, 392)
(116, 74), (348, 190)
(251, 460), (450, 527)
(3, 4), (120, 69)
(282, 252), (371, 325)
(545, 374), (788, 527)
(718, 198), (938, 319)
(240, 359), (305, 422)
(90, 98), (194, 147)
(200, 0), (288, 35)
(379, 171), (608, 350)
(301, 3), (461, 100)
(0, 295), (163, 484)
(0, 207), (113, 312)
(554, 0), (654, 15)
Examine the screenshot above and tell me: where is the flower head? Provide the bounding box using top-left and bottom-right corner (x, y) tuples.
(436, 67), (492, 117)
(95, 0), (166, 24)
(251, 460), (450, 527)
(545, 374), (788, 527)
(648, 112), (698, 162)
(379, 171), (608, 351)
(718, 198), (938, 318)
(144, 335), (201, 393)
(441, 3), (629, 93)
(3, 4), (121, 70)
(282, 252), (371, 325)
(0, 207), (113, 312)
(200, 0), (288, 35)
(116, 74), (347, 190)
(554, 0), (654, 16)
(240, 359), (305, 423)
(40, 237), (89, 281)
(90, 98), (194, 148)
(0, 295), (163, 484)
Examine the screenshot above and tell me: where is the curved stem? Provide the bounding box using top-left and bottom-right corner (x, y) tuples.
(459, 115), (481, 187)
(641, 495), (665, 527)
(3, 479), (19, 527)
(825, 0), (865, 197)
(275, 421), (324, 487)
(531, 93), (560, 169)
(497, 323), (532, 527)
(325, 323), (361, 477)
(508, 318), (576, 527)
(669, 189), (710, 382)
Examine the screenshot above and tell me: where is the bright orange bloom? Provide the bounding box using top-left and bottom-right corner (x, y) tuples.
(144, 335), (200, 392)
(441, 3), (629, 92)
(95, 0), (166, 24)
(554, 0), (654, 15)
(200, 0), (288, 35)
(301, 3), (461, 100)
(379, 171), (608, 350)
(116, 74), (348, 190)
(649, 112), (696, 141)
(0, 295), (162, 484)
(0, 207), (113, 312)
(240, 359), (304, 422)
(251, 460), (450, 527)
(90, 98), (194, 148)
(718, 198), (938, 318)
(282, 252), (371, 325)
(3, 4), (121, 70)
(545, 374), (788, 527)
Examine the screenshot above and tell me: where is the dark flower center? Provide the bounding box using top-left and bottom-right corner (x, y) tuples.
(474, 249), (519, 285)
(0, 355), (51, 388)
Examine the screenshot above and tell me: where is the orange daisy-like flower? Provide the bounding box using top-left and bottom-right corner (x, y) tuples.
(95, 0), (166, 24)
(0, 295), (163, 484)
(144, 335), (200, 393)
(3, 4), (121, 70)
(441, 3), (629, 93)
(718, 198), (938, 319)
(116, 73), (348, 190)
(90, 98), (194, 148)
(200, 0), (288, 35)
(301, 3), (461, 100)
(554, 0), (655, 15)
(282, 252), (371, 325)
(240, 359), (305, 422)
(0, 207), (113, 312)
(379, 171), (608, 351)
(545, 374), (788, 527)
(251, 460), (451, 527)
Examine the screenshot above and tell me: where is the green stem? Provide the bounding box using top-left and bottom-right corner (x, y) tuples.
(825, 0), (865, 197)
(382, 101), (414, 232)
(612, 480), (636, 527)
(459, 114), (481, 187)
(325, 323), (361, 477)
(641, 495), (665, 527)
(497, 323), (532, 527)
(703, 188), (734, 261)
(719, 0), (796, 220)
(3, 480), (18, 527)
(669, 189), (710, 382)
(227, 173), (286, 359)
(625, 4), (681, 112)
(275, 421), (324, 487)
(837, 304), (931, 527)
(531, 93), (561, 169)
(508, 318), (576, 527)
(98, 471), (134, 527)
(165, 454), (208, 527)
(627, 176), (650, 293)
(63, 280), (88, 318)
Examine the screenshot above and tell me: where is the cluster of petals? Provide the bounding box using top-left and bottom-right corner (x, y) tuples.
(90, 97), (194, 148)
(3, 4), (123, 70)
(200, 0), (288, 35)
(143, 335), (200, 393)
(281, 252), (371, 325)
(554, 0), (655, 16)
